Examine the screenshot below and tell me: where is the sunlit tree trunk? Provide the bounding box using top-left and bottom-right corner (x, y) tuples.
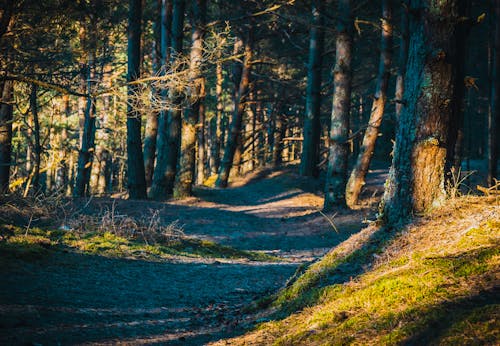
(0, 80), (13, 193)
(216, 33), (252, 188)
(210, 56), (224, 176)
(381, 0), (462, 225)
(56, 95), (70, 192)
(488, 0), (500, 186)
(126, 0), (147, 199)
(150, 0), (185, 200)
(29, 83), (42, 193)
(324, 0), (353, 210)
(174, 0), (206, 197)
(300, 0), (324, 177)
(346, 0), (392, 206)
(196, 83), (206, 185)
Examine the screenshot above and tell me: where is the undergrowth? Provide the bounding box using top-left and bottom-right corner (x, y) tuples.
(214, 196), (500, 345)
(0, 224), (278, 263)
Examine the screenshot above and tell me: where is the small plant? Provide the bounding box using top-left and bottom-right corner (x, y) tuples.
(446, 167), (476, 199)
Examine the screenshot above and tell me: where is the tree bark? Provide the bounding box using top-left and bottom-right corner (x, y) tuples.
(346, 0), (393, 206)
(126, 0), (147, 199)
(174, 0), (206, 198)
(210, 57), (224, 175)
(0, 80), (13, 193)
(381, 0), (462, 226)
(300, 0), (325, 177)
(74, 55), (97, 197)
(488, 0), (500, 186)
(150, 0), (185, 200)
(216, 32), (253, 188)
(30, 83), (42, 193)
(394, 0), (409, 118)
(143, 0), (165, 187)
(324, 0), (353, 210)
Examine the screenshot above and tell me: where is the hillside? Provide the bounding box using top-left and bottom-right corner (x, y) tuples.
(213, 196), (499, 345)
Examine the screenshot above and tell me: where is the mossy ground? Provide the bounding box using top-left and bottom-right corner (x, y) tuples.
(214, 196), (500, 345)
(0, 224), (278, 263)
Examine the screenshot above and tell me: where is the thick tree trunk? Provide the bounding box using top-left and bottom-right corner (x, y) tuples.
(150, 0), (185, 200)
(216, 33), (252, 188)
(381, 0), (462, 225)
(74, 56), (97, 197)
(346, 0), (392, 206)
(174, 0), (206, 198)
(143, 0), (164, 187)
(0, 80), (13, 193)
(126, 0), (147, 199)
(300, 0), (324, 177)
(488, 0), (500, 186)
(394, 0), (409, 118)
(324, 0), (353, 210)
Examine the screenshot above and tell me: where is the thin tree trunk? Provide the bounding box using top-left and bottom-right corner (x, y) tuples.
(174, 0), (206, 197)
(74, 55), (97, 197)
(150, 0), (185, 200)
(381, 0), (462, 225)
(196, 84), (206, 185)
(272, 114), (285, 167)
(56, 95), (70, 192)
(488, 0), (500, 186)
(30, 83), (42, 193)
(394, 0), (409, 118)
(210, 56), (224, 175)
(216, 33), (252, 188)
(300, 0), (324, 177)
(324, 0), (353, 210)
(143, 0), (164, 187)
(346, 0), (392, 206)
(126, 0), (147, 199)
(0, 80), (13, 193)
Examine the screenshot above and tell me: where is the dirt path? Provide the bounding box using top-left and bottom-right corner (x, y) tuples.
(0, 167), (383, 345)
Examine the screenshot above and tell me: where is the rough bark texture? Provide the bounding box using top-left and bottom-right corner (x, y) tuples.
(324, 0), (353, 210)
(150, 0), (185, 200)
(300, 0), (325, 177)
(346, 0), (392, 206)
(74, 57), (96, 197)
(143, 0), (164, 187)
(0, 80), (13, 193)
(216, 33), (252, 188)
(381, 0), (461, 225)
(126, 0), (147, 199)
(196, 85), (206, 185)
(488, 0), (500, 186)
(174, 0), (206, 198)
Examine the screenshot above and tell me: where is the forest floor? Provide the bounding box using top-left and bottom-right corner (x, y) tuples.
(0, 165), (384, 345)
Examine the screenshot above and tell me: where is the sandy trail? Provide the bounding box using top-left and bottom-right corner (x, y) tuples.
(0, 168), (383, 345)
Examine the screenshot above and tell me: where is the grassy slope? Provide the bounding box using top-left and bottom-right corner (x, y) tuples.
(214, 196), (499, 345)
(0, 226), (278, 263)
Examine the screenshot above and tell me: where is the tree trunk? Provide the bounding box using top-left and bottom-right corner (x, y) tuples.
(394, 1), (409, 118)
(488, 0), (500, 186)
(143, 0), (164, 187)
(174, 0), (206, 198)
(56, 95), (70, 193)
(74, 55), (97, 197)
(210, 57), (224, 176)
(126, 0), (147, 199)
(0, 80), (13, 194)
(196, 86), (206, 185)
(150, 0), (185, 200)
(381, 0), (462, 225)
(324, 0), (353, 210)
(345, 0), (392, 206)
(300, 0), (324, 177)
(216, 33), (252, 188)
